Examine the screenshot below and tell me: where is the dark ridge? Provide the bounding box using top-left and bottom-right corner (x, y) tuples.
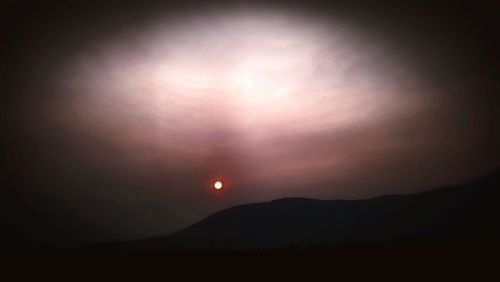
(130, 169), (499, 251)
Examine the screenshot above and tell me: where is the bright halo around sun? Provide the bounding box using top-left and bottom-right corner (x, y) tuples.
(214, 181), (223, 190)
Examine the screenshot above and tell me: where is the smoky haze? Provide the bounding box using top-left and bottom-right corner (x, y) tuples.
(2, 0), (499, 242)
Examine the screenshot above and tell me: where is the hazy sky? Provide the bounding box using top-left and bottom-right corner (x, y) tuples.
(2, 0), (499, 242)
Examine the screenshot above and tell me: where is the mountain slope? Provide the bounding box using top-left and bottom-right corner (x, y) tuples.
(138, 170), (499, 251)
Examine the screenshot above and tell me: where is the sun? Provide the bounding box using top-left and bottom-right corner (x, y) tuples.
(214, 181), (223, 190)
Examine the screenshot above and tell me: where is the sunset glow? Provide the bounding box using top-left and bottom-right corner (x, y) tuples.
(13, 1), (496, 240)
(54, 7), (429, 192)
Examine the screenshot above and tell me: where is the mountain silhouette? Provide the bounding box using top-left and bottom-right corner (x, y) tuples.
(138, 170), (500, 251)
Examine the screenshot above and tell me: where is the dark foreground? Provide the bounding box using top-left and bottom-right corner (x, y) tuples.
(1, 171), (499, 278)
(1, 243), (498, 279)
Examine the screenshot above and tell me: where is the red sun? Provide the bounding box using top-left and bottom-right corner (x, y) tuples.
(214, 181), (223, 190)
